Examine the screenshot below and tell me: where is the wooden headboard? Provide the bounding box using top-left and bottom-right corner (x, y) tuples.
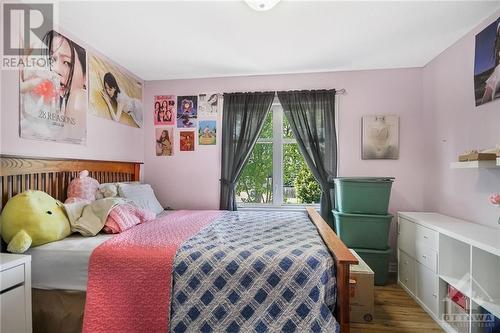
(0, 155), (142, 209)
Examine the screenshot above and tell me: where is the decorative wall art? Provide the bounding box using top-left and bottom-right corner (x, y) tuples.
(179, 131), (195, 151)
(177, 96), (198, 128)
(153, 93), (220, 154)
(362, 115), (399, 160)
(154, 95), (175, 126)
(19, 30), (87, 144)
(89, 53), (143, 128)
(155, 127), (173, 156)
(198, 120), (217, 145)
(474, 17), (500, 106)
(198, 93), (221, 116)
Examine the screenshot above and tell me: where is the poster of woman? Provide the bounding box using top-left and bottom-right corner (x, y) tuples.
(198, 120), (216, 145)
(177, 96), (197, 128)
(19, 30), (87, 144)
(179, 131), (195, 151)
(89, 53), (143, 128)
(474, 17), (500, 106)
(155, 127), (173, 156)
(154, 95), (175, 125)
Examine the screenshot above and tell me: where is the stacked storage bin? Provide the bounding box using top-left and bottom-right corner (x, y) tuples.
(332, 177), (394, 285)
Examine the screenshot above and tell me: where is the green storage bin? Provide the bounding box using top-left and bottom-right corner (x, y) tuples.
(353, 247), (391, 285)
(334, 177), (394, 215)
(333, 210), (392, 250)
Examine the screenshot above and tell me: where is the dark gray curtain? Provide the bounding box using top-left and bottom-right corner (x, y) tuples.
(220, 92), (275, 210)
(277, 90), (337, 228)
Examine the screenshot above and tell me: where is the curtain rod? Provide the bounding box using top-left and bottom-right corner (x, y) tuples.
(272, 89), (346, 96)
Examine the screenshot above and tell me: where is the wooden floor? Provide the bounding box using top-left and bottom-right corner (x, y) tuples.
(351, 275), (444, 333)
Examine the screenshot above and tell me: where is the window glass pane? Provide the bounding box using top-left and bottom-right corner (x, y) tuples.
(259, 111), (273, 139)
(283, 143), (321, 204)
(283, 115), (294, 139)
(236, 143), (273, 204)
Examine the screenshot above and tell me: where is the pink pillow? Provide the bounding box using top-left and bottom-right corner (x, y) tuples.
(65, 170), (99, 204)
(103, 204), (156, 234)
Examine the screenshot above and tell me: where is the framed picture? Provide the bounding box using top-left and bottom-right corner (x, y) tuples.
(89, 53), (143, 128)
(474, 17), (500, 106)
(362, 115), (399, 160)
(155, 127), (173, 156)
(177, 96), (197, 128)
(198, 93), (221, 116)
(179, 131), (195, 151)
(154, 95), (175, 126)
(198, 120), (216, 145)
(19, 30), (87, 144)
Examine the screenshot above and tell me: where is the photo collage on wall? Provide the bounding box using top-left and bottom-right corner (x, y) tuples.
(153, 93), (221, 155)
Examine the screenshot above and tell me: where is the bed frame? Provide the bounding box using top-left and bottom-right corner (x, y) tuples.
(0, 154), (358, 333)
(0, 155), (141, 209)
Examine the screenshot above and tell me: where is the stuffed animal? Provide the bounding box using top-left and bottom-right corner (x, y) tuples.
(96, 183), (118, 199)
(1, 190), (71, 253)
(65, 170), (99, 204)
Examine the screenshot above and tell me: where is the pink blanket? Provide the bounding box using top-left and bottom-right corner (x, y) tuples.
(103, 204), (156, 234)
(83, 210), (223, 333)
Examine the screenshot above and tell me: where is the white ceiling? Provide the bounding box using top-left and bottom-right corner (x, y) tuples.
(58, 1), (500, 81)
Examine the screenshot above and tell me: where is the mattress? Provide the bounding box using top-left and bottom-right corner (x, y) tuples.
(28, 210), (172, 291)
(27, 233), (112, 291)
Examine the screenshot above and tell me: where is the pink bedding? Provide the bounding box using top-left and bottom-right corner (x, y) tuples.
(82, 210), (223, 333)
(103, 204), (156, 234)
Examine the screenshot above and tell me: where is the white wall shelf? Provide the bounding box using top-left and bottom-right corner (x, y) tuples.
(449, 158), (500, 169)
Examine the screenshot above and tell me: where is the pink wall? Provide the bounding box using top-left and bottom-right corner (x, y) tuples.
(422, 11), (500, 229)
(0, 28), (144, 163)
(144, 68), (425, 261)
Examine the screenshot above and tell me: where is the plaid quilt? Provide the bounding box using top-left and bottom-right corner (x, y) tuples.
(170, 211), (339, 333)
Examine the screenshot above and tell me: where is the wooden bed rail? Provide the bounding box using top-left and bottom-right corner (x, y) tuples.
(0, 155), (142, 209)
(307, 207), (358, 333)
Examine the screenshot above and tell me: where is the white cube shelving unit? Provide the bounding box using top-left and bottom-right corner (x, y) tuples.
(398, 212), (500, 333)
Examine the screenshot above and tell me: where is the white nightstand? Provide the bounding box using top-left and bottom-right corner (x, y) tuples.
(1, 253), (32, 333)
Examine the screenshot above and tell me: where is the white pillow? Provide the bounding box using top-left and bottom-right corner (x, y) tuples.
(117, 183), (164, 215)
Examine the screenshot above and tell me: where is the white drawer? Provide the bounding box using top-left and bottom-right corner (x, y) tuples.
(398, 250), (415, 295)
(415, 243), (438, 273)
(0, 284), (27, 333)
(398, 217), (416, 258)
(415, 223), (438, 251)
(0, 264), (25, 292)
(416, 262), (439, 317)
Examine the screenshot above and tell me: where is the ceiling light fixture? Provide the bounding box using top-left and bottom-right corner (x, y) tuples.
(244, 0), (281, 11)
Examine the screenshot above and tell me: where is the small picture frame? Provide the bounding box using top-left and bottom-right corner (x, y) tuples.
(362, 115), (399, 160)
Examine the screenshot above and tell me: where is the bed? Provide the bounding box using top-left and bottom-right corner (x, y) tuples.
(0, 155), (358, 333)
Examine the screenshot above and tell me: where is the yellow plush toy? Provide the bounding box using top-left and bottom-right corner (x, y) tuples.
(1, 190), (71, 253)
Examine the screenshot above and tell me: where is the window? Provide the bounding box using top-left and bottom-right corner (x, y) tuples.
(235, 102), (321, 207)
